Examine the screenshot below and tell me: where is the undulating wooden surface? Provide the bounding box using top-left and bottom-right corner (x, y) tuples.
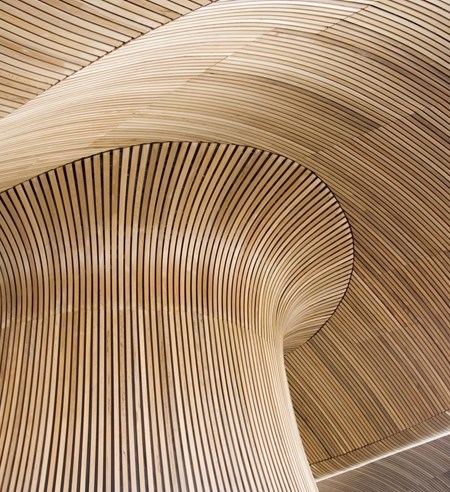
(0, 0), (213, 118)
(309, 411), (450, 479)
(318, 433), (450, 492)
(0, 0), (449, 486)
(0, 142), (352, 491)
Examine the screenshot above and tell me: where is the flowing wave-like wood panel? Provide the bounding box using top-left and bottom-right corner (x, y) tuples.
(318, 433), (450, 492)
(0, 0), (213, 118)
(0, 0), (449, 488)
(310, 411), (450, 478)
(0, 141), (352, 491)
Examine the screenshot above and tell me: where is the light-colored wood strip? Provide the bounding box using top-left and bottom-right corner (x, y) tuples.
(0, 141), (351, 490)
(0, 0), (217, 119)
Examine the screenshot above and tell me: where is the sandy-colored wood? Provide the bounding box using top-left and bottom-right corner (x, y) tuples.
(310, 411), (450, 478)
(0, 0), (449, 488)
(318, 432), (450, 492)
(0, 0), (214, 118)
(0, 142), (352, 491)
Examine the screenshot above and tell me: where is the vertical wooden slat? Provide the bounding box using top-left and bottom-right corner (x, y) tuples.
(0, 141), (352, 491)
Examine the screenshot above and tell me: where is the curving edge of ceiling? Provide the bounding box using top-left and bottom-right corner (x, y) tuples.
(0, 0), (449, 490)
(0, 0), (216, 118)
(318, 429), (450, 491)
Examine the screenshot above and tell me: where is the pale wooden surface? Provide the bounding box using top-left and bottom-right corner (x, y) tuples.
(0, 0), (449, 487)
(0, 142), (352, 491)
(318, 433), (450, 492)
(0, 0), (214, 118)
(310, 411), (450, 478)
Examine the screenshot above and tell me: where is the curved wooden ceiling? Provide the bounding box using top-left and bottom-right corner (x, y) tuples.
(0, 0), (449, 489)
(0, 142), (351, 490)
(307, 411), (450, 478)
(318, 433), (450, 492)
(0, 0), (213, 118)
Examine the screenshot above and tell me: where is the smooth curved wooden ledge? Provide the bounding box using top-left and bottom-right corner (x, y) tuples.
(0, 141), (353, 490)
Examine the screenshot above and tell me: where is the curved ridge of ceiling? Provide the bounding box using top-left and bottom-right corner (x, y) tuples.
(318, 432), (450, 492)
(0, 0), (215, 118)
(310, 410), (450, 478)
(0, 0), (449, 488)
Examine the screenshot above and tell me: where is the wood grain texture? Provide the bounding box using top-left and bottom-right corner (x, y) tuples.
(0, 141), (352, 491)
(0, 0), (449, 486)
(318, 433), (450, 492)
(0, 0), (213, 118)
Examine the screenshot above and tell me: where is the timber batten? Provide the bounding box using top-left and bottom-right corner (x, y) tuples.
(0, 142), (352, 490)
(0, 1), (449, 490)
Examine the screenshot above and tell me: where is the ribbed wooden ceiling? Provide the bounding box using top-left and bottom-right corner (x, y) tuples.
(307, 411), (450, 478)
(0, 0), (213, 118)
(0, 0), (449, 490)
(318, 433), (450, 492)
(0, 142), (351, 490)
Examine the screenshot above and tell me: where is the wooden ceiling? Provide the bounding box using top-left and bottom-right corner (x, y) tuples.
(0, 0), (449, 489)
(0, 142), (351, 490)
(0, 0), (213, 118)
(318, 433), (450, 491)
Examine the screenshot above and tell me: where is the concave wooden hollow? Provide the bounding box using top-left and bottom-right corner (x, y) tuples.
(0, 142), (353, 491)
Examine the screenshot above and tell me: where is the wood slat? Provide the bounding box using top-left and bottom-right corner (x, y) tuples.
(0, 141), (352, 490)
(311, 411), (450, 478)
(0, 0), (449, 488)
(0, 0), (215, 118)
(318, 432), (450, 492)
